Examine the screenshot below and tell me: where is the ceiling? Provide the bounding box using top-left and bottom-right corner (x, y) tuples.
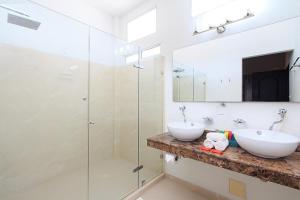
(87, 0), (147, 16)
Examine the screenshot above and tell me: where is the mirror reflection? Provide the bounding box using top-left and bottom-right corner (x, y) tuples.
(173, 16), (300, 103)
(243, 51), (292, 102)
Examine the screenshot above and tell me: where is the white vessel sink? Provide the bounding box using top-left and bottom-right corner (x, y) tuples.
(167, 122), (205, 141)
(234, 129), (299, 159)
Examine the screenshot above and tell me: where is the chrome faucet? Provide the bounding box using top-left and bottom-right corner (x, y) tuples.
(269, 109), (287, 130)
(179, 105), (187, 123)
(203, 117), (213, 125)
(233, 118), (247, 125)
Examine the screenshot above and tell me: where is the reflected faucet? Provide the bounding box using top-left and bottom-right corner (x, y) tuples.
(179, 105), (187, 123)
(269, 109), (287, 130)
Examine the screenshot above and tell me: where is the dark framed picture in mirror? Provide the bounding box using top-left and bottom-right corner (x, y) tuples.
(242, 51), (293, 102)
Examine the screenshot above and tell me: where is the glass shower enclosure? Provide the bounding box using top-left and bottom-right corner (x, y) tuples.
(0, 1), (163, 200)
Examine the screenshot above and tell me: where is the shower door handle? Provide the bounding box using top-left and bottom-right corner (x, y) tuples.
(132, 165), (143, 173)
(89, 122), (95, 125)
(133, 64), (143, 69)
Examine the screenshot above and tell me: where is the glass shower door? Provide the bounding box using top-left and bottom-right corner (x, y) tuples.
(0, 1), (89, 200)
(138, 56), (164, 186)
(0, 1), (163, 200)
(88, 29), (140, 200)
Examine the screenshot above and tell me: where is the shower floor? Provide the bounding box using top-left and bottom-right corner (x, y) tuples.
(6, 158), (159, 200)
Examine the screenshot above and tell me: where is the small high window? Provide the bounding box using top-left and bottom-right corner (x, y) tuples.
(127, 9), (157, 42)
(125, 46), (161, 64)
(142, 46), (160, 58)
(125, 54), (138, 64)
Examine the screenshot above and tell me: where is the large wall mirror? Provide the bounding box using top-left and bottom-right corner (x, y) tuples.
(173, 17), (300, 102)
(173, 16), (300, 102)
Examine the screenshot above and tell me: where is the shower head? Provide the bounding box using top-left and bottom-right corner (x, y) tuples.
(0, 4), (41, 30)
(7, 13), (41, 30)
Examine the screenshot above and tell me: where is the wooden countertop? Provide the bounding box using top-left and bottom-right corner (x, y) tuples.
(147, 133), (300, 190)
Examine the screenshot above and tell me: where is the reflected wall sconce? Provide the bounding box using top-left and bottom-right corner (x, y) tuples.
(193, 10), (255, 36)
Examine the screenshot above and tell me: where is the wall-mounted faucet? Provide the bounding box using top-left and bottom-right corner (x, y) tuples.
(179, 105), (187, 123)
(203, 117), (213, 125)
(233, 118), (247, 128)
(233, 118), (247, 125)
(269, 109), (287, 130)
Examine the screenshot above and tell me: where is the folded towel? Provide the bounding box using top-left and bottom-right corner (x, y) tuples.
(203, 139), (214, 149)
(224, 131), (239, 147)
(207, 132), (227, 142)
(213, 139), (229, 152)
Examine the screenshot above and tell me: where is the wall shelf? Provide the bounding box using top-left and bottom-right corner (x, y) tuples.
(147, 133), (300, 190)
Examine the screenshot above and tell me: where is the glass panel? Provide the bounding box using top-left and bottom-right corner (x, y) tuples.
(139, 56), (164, 186)
(0, 1), (89, 200)
(89, 28), (140, 199)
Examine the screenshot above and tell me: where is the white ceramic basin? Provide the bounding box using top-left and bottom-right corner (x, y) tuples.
(167, 122), (205, 141)
(234, 129), (299, 159)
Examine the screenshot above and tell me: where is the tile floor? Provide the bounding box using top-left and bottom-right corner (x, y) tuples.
(136, 178), (210, 200)
(133, 176), (231, 200)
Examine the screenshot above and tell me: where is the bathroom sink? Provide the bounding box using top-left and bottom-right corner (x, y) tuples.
(234, 129), (299, 159)
(167, 122), (205, 141)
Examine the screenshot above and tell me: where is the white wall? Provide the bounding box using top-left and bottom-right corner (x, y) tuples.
(0, 2), (90, 61)
(0, 1), (124, 64)
(118, 0), (300, 199)
(31, 0), (113, 34)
